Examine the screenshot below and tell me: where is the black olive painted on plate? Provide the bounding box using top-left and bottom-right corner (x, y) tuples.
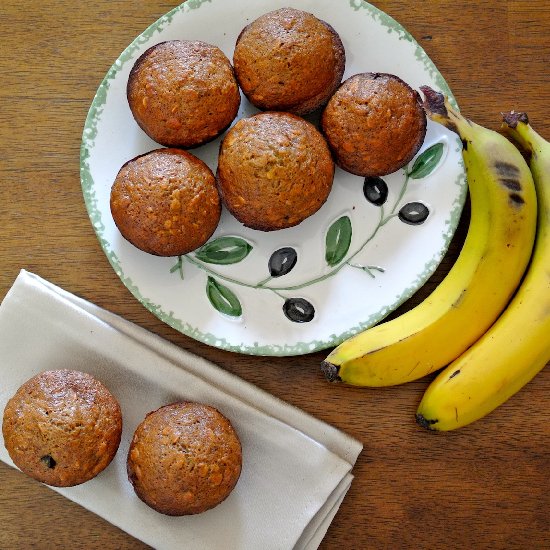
(363, 176), (389, 206)
(398, 202), (430, 225)
(268, 247), (298, 277)
(283, 298), (315, 323)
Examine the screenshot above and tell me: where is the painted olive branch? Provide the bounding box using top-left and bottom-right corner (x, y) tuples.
(179, 187), (393, 293)
(169, 142), (444, 320)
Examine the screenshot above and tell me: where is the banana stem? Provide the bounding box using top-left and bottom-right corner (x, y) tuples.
(502, 111), (549, 157)
(420, 86), (473, 142)
(502, 111), (529, 130)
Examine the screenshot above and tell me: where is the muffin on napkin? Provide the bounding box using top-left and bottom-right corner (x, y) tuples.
(127, 402), (242, 516)
(3, 369), (122, 487)
(0, 271), (362, 550)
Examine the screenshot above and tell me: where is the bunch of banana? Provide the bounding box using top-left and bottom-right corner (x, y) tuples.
(321, 88), (537, 387)
(416, 112), (550, 430)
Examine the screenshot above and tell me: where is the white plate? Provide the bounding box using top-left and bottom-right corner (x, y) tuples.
(81, 0), (465, 356)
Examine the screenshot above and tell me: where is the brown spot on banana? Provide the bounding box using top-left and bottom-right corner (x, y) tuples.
(509, 193), (525, 206)
(449, 369), (461, 379)
(407, 361), (421, 377)
(445, 121), (459, 135)
(494, 161), (521, 179)
(500, 178), (522, 191)
(452, 288), (467, 308)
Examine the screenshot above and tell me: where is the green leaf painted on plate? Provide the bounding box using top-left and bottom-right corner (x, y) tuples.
(169, 256), (184, 279)
(325, 216), (352, 267)
(195, 236), (252, 265)
(206, 276), (242, 317)
(408, 142), (445, 179)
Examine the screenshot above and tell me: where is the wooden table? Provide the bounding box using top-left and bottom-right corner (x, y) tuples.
(1, 1), (549, 548)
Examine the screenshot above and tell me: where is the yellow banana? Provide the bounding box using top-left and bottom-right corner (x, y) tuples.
(416, 113), (550, 430)
(321, 88), (537, 386)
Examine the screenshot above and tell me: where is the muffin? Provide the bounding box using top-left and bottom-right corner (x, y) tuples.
(233, 8), (345, 115)
(127, 402), (242, 516)
(217, 112), (334, 231)
(2, 370), (122, 487)
(110, 148), (221, 256)
(321, 72), (427, 176)
(127, 40), (240, 148)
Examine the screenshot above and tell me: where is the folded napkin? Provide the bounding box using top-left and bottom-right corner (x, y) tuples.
(0, 270), (362, 550)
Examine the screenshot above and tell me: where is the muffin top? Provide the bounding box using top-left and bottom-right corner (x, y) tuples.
(2, 370), (122, 487)
(321, 72), (427, 176)
(127, 40), (240, 148)
(110, 148), (221, 256)
(233, 8), (345, 115)
(127, 402), (242, 516)
(217, 112), (334, 231)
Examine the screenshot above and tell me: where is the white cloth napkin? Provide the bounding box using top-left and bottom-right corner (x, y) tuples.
(0, 270), (362, 550)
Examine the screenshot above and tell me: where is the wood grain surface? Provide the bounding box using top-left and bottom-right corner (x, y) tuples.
(1, 1), (549, 548)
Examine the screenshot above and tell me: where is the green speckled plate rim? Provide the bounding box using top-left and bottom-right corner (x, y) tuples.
(80, 0), (466, 356)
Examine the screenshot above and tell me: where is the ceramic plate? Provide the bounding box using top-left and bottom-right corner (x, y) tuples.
(81, 0), (466, 356)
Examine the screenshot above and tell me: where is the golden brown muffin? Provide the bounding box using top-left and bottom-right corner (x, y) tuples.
(127, 402), (242, 516)
(127, 40), (240, 148)
(110, 148), (221, 256)
(233, 8), (345, 115)
(2, 370), (122, 487)
(217, 112), (334, 231)
(321, 72), (427, 176)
